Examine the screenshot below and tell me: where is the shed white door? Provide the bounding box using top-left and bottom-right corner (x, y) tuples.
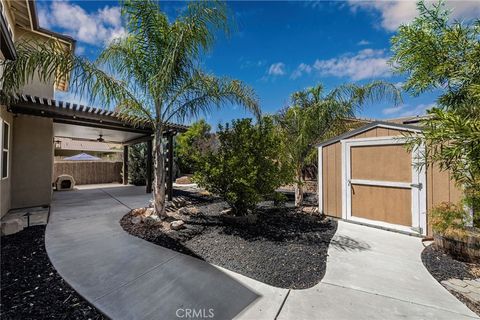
(342, 137), (427, 235)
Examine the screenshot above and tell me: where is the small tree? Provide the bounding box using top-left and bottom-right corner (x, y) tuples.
(0, 1), (259, 218)
(175, 119), (213, 174)
(194, 117), (288, 215)
(128, 143), (148, 186)
(391, 0), (480, 218)
(276, 82), (401, 207)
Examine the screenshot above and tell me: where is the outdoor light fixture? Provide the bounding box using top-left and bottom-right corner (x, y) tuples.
(97, 134), (105, 142)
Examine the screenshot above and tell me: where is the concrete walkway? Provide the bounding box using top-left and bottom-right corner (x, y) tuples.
(46, 185), (478, 320)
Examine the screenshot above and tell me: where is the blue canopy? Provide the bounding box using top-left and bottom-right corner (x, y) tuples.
(64, 153), (101, 161)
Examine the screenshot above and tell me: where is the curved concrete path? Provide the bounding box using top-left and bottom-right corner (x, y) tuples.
(46, 185), (478, 320)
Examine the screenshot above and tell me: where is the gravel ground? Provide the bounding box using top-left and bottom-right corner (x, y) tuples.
(121, 191), (337, 289)
(0, 226), (105, 320)
(422, 244), (480, 315)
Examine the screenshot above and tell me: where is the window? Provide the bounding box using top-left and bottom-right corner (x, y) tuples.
(2, 120), (9, 179)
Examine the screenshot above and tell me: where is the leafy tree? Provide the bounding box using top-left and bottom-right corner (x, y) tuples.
(194, 117), (288, 215)
(128, 143), (148, 186)
(175, 119), (213, 174)
(0, 0), (259, 218)
(391, 0), (480, 215)
(276, 82), (401, 207)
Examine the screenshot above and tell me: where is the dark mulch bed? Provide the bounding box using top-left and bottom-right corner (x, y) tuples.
(422, 244), (480, 315)
(121, 191), (337, 289)
(0, 226), (105, 320)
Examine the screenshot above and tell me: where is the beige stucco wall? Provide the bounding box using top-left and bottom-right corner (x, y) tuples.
(11, 115), (53, 209)
(0, 106), (13, 217)
(14, 29), (56, 99)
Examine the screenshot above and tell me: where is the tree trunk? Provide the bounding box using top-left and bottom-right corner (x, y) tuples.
(153, 126), (167, 217)
(295, 167), (304, 207)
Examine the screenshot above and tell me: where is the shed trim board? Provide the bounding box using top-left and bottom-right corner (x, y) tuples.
(318, 124), (428, 236)
(316, 122), (422, 148)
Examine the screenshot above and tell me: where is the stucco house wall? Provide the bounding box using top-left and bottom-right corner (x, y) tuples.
(11, 116), (53, 209)
(0, 107), (13, 217)
(0, 0), (73, 215)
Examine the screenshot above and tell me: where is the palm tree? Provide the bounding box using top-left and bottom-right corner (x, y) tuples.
(276, 81), (401, 207)
(0, 0), (259, 217)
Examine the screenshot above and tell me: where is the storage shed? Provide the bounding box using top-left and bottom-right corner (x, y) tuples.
(317, 121), (462, 236)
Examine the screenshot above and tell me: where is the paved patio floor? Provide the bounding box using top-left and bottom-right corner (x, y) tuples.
(46, 185), (478, 320)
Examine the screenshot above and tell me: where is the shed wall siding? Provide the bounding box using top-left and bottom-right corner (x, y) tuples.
(320, 126), (463, 236)
(322, 142), (342, 217)
(426, 163), (463, 235)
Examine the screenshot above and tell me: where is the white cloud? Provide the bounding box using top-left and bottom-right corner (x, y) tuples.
(75, 46), (86, 55)
(357, 40), (371, 46)
(349, 0), (480, 32)
(382, 105), (405, 115)
(312, 48), (391, 81)
(400, 103), (435, 117)
(40, 1), (125, 46)
(290, 63), (312, 79)
(267, 62), (286, 76)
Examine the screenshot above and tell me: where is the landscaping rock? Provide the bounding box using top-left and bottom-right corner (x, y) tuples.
(1, 219), (24, 236)
(220, 208), (232, 215)
(144, 215), (160, 226)
(119, 188), (338, 289)
(170, 220), (185, 230)
(144, 208), (154, 217)
(172, 198), (187, 208)
(1, 226), (105, 319)
(131, 208), (145, 216)
(422, 244), (480, 315)
(178, 207), (199, 215)
(175, 176), (193, 184)
(131, 216), (142, 224)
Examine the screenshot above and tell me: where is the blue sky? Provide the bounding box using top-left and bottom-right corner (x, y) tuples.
(37, 0), (480, 126)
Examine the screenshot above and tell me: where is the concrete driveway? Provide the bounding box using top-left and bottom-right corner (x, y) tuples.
(46, 185), (478, 320)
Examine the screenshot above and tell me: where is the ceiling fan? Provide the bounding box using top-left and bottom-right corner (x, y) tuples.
(97, 134), (105, 142)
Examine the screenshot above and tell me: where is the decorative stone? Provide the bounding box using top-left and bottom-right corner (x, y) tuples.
(172, 198), (187, 208)
(449, 279), (468, 287)
(178, 207), (199, 215)
(144, 215), (160, 226)
(465, 291), (480, 303)
(132, 208), (145, 216)
(1, 219), (24, 236)
(144, 208), (154, 217)
(465, 280), (480, 288)
(221, 208), (232, 215)
(442, 280), (471, 293)
(170, 220), (185, 230)
(131, 216), (142, 224)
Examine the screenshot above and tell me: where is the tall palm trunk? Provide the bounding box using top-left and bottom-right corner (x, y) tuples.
(153, 125), (167, 217)
(294, 166), (304, 207)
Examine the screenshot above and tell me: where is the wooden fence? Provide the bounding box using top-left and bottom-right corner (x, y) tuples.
(53, 161), (123, 185)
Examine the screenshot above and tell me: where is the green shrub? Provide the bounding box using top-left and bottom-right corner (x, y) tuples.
(175, 119), (214, 174)
(128, 143), (148, 186)
(431, 202), (471, 238)
(194, 117), (289, 215)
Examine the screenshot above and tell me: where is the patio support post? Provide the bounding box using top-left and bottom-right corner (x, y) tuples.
(166, 134), (174, 201)
(123, 145), (128, 185)
(146, 139), (153, 194)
